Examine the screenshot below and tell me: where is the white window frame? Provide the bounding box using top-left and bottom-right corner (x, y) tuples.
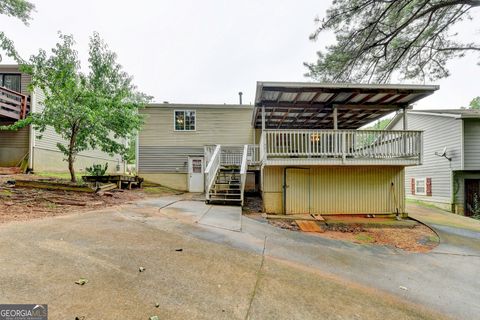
(415, 178), (427, 195)
(174, 110), (196, 132)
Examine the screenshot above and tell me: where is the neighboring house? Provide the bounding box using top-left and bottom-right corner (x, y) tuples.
(0, 64), (125, 173)
(139, 81), (438, 216)
(389, 109), (480, 216)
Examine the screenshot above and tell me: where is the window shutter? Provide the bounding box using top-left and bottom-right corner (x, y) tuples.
(411, 178), (415, 195)
(426, 178), (432, 196)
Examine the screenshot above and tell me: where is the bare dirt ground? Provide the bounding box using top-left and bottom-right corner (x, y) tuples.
(243, 195), (439, 253)
(0, 173), (180, 224)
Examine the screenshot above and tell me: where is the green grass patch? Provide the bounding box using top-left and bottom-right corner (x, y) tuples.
(36, 172), (84, 183)
(143, 185), (183, 195)
(354, 233), (375, 243)
(406, 199), (450, 212)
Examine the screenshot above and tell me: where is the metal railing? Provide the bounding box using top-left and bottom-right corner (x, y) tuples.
(262, 129), (422, 161)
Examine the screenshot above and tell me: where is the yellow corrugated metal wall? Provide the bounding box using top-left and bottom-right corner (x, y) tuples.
(286, 168), (310, 214)
(262, 166), (405, 215)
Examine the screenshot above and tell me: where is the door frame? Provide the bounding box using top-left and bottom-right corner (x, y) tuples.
(188, 156), (204, 192)
(283, 167), (311, 215)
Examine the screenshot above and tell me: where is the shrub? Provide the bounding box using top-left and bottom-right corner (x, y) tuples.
(85, 163), (108, 176)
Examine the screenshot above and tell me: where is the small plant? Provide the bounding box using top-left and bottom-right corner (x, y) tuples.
(466, 193), (480, 220)
(85, 163), (108, 176)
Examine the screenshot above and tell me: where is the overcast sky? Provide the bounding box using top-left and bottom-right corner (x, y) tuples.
(1, 0), (479, 109)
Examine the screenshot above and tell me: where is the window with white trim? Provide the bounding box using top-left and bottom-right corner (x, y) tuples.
(174, 110), (196, 131)
(415, 178), (427, 195)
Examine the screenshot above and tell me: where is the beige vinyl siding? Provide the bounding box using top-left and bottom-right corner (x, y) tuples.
(139, 104), (254, 147)
(139, 146), (204, 173)
(392, 113), (462, 205)
(262, 166), (405, 215)
(138, 104), (255, 185)
(463, 119), (480, 170)
(0, 122), (29, 166)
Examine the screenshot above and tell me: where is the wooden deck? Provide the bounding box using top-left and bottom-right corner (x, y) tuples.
(259, 129), (423, 166)
(82, 175), (144, 189)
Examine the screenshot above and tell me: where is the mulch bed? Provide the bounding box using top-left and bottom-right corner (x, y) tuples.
(242, 195), (439, 253)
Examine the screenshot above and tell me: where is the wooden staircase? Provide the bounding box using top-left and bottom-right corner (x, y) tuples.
(205, 145), (253, 206)
(206, 167), (242, 204)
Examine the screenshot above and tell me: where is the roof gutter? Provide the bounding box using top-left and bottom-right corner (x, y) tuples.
(408, 111), (463, 119)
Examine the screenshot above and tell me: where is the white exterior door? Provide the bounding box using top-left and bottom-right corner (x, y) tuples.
(188, 157), (204, 192)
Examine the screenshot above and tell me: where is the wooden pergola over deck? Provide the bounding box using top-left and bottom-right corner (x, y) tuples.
(252, 82), (439, 130)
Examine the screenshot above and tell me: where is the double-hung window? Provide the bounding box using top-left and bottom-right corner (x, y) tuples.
(415, 178), (427, 195)
(174, 110), (196, 131)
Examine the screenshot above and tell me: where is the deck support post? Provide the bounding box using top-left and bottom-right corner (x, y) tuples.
(402, 106), (408, 155)
(333, 106), (338, 155)
(261, 105), (266, 130)
(333, 106), (338, 130)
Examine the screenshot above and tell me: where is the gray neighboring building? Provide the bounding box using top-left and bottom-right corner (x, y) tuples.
(389, 109), (480, 216)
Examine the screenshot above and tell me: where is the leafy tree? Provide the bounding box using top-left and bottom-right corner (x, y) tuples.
(0, 0), (35, 62)
(125, 137), (136, 164)
(469, 96), (480, 109)
(365, 118), (392, 130)
(305, 0), (480, 83)
(7, 32), (151, 182)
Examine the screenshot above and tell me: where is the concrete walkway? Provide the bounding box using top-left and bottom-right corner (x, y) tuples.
(198, 205), (242, 231)
(0, 197), (478, 319)
(147, 197), (242, 231)
(408, 203), (480, 256)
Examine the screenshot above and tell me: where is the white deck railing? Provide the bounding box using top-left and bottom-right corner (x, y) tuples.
(205, 145), (221, 198)
(220, 146), (244, 166)
(240, 144), (249, 205)
(262, 129), (422, 160)
(247, 144), (260, 164)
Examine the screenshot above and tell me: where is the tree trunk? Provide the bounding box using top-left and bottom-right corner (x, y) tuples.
(68, 153), (76, 183)
(68, 124), (78, 183)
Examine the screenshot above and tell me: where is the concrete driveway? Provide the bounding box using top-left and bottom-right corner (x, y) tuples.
(0, 196), (478, 319)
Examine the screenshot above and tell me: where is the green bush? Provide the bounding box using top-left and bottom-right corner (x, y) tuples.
(85, 162), (108, 176)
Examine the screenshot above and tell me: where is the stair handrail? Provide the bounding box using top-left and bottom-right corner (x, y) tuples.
(205, 144), (221, 198)
(240, 144), (249, 205)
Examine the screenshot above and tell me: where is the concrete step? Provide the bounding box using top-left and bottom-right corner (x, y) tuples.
(209, 194), (242, 200)
(209, 189), (241, 195)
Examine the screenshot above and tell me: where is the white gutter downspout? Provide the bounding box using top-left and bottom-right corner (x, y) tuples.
(28, 90), (36, 170)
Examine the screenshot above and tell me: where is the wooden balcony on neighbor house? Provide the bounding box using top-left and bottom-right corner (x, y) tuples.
(259, 129), (423, 166)
(0, 86), (29, 121)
